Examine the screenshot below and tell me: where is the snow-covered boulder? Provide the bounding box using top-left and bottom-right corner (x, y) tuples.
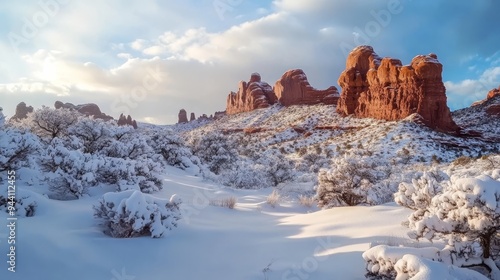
(93, 190), (182, 238)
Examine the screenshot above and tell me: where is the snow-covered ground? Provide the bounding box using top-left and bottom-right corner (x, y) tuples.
(1, 166), (413, 280)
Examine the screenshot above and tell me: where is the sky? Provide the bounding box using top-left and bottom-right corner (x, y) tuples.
(0, 0), (499, 124)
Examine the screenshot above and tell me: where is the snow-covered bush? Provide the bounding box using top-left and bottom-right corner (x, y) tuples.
(405, 174), (500, 276)
(191, 132), (237, 174)
(363, 245), (441, 279)
(394, 170), (448, 211)
(394, 254), (488, 280)
(259, 153), (295, 187)
(93, 190), (182, 238)
(0, 127), (39, 173)
(0, 189), (38, 217)
(146, 128), (194, 169)
(363, 245), (488, 279)
(67, 117), (114, 154)
(17, 106), (78, 139)
(41, 138), (102, 199)
(219, 160), (269, 189)
(315, 157), (376, 207)
(102, 127), (154, 160)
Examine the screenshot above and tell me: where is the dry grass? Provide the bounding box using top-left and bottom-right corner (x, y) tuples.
(266, 190), (281, 208)
(209, 197), (237, 209)
(298, 195), (315, 208)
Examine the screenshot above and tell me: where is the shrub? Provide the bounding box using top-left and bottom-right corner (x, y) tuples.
(41, 138), (101, 199)
(219, 160), (269, 189)
(315, 157), (376, 208)
(404, 174), (500, 276)
(93, 190), (182, 238)
(209, 197), (237, 209)
(191, 133), (237, 174)
(67, 117), (114, 154)
(452, 156), (473, 166)
(146, 128), (194, 169)
(298, 195), (315, 208)
(0, 189), (37, 217)
(258, 153), (295, 187)
(19, 106), (78, 139)
(266, 190), (281, 208)
(0, 127), (39, 173)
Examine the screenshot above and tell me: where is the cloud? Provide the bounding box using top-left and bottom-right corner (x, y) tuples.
(445, 66), (500, 108)
(0, 0), (499, 124)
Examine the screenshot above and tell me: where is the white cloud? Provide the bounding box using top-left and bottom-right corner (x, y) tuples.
(1, 0), (498, 124)
(445, 66), (500, 108)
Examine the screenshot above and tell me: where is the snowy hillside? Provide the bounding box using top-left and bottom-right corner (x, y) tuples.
(0, 104), (498, 279)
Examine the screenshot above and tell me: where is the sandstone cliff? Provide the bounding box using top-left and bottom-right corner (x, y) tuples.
(54, 101), (114, 121)
(226, 70), (338, 115)
(226, 73), (275, 115)
(337, 46), (459, 132)
(273, 69), (339, 106)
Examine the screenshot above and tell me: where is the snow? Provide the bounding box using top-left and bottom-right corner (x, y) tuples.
(1, 104), (499, 279)
(0, 166), (415, 280)
(394, 254), (488, 280)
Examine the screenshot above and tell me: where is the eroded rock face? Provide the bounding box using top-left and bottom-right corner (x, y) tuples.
(190, 113), (196, 122)
(226, 70), (339, 115)
(273, 69), (339, 106)
(11, 102), (34, 120)
(226, 73), (275, 115)
(337, 46), (459, 132)
(178, 109), (188, 123)
(54, 101), (113, 121)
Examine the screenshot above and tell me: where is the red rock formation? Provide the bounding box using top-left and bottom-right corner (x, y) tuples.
(337, 46), (459, 132)
(54, 101), (113, 121)
(118, 113), (138, 128)
(11, 102), (34, 120)
(226, 73), (275, 115)
(178, 109), (188, 123)
(226, 70), (339, 115)
(274, 69), (339, 106)
(190, 113), (196, 122)
(487, 86), (500, 100)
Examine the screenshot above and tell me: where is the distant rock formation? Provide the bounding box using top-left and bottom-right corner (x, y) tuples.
(273, 69), (339, 106)
(11, 102), (34, 120)
(226, 73), (275, 115)
(178, 109), (188, 123)
(54, 101), (113, 121)
(214, 111), (226, 119)
(226, 70), (339, 115)
(336, 46), (459, 133)
(117, 113), (138, 129)
(190, 113), (196, 122)
(487, 86), (500, 100)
